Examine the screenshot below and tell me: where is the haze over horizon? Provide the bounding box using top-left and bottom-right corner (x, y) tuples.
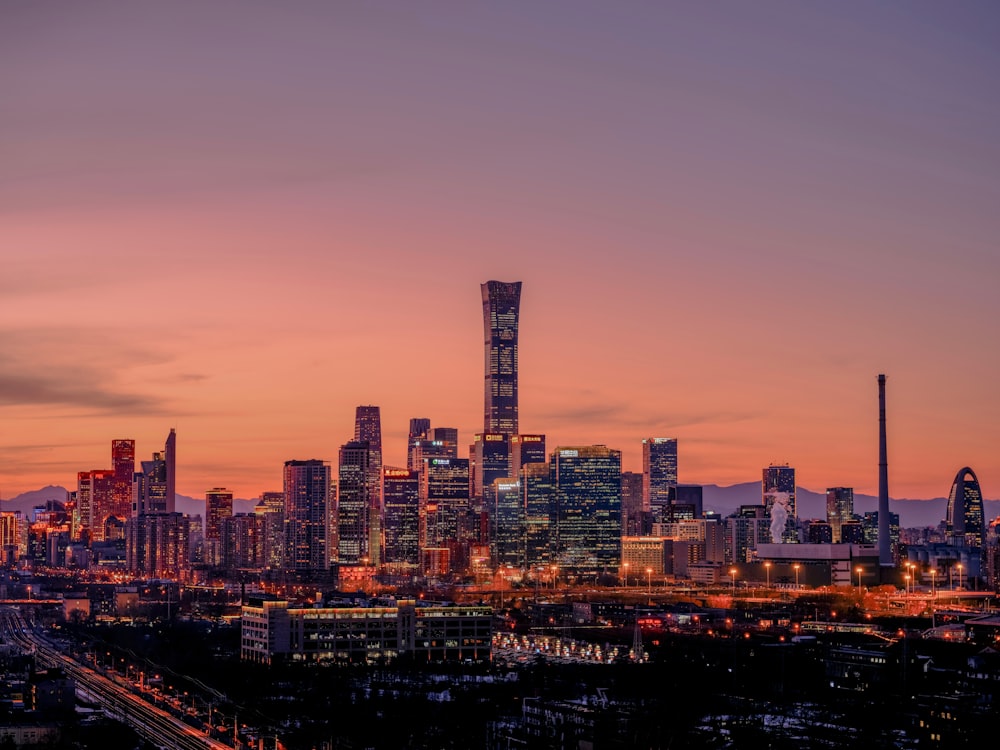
(3, 2), (998, 501)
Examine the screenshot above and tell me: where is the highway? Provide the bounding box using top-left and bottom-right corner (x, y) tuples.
(0, 607), (232, 750)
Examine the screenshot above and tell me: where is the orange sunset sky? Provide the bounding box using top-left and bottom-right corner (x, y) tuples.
(2, 2), (998, 502)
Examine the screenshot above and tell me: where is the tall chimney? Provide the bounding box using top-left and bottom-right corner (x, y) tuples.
(878, 374), (891, 566)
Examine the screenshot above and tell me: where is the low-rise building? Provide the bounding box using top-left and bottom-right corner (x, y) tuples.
(241, 597), (492, 665)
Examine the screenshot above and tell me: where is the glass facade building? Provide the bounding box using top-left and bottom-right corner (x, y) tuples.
(552, 446), (622, 575)
(482, 280), (521, 435)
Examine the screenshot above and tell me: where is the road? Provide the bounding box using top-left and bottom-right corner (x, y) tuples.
(0, 607), (232, 750)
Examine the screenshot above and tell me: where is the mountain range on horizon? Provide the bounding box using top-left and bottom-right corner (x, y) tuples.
(5, 483), (996, 530)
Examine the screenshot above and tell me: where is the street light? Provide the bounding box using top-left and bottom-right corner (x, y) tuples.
(930, 568), (936, 595)
(793, 563), (800, 589)
(646, 567), (653, 594)
(622, 562), (630, 589)
(957, 563), (963, 590)
(855, 566), (863, 595)
(764, 561), (771, 589)
(729, 567), (737, 595)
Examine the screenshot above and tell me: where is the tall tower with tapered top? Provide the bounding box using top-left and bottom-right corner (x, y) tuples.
(482, 280), (521, 436)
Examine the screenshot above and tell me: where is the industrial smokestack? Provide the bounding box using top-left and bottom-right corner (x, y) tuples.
(878, 374), (891, 566)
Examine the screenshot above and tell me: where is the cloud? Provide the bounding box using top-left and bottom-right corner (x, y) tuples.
(0, 326), (172, 415)
(0, 373), (162, 412)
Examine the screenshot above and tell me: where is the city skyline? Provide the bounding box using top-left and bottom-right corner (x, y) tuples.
(3, 3), (999, 501)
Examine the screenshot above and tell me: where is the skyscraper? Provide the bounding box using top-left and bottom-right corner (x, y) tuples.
(353, 405), (383, 566)
(419, 456), (470, 570)
(164, 428), (176, 514)
(490, 478), (523, 568)
(763, 464), (797, 543)
(284, 459), (331, 573)
(382, 468), (420, 572)
(511, 434), (546, 474)
(620, 471), (645, 537)
(946, 467), (985, 549)
(111, 439), (135, 521)
(482, 280), (522, 435)
(407, 418), (431, 471)
(643, 437), (677, 523)
(205, 487), (234, 566)
(552, 446), (622, 575)
(255, 491), (285, 570)
(337, 441), (371, 565)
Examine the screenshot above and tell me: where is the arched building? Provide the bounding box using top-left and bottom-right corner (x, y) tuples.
(946, 467), (985, 549)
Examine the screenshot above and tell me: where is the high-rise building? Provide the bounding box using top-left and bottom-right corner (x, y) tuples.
(490, 478), (522, 568)
(673, 485), (704, 521)
(471, 433), (512, 504)
(642, 438), (677, 523)
(284, 459), (331, 573)
(512, 434), (546, 474)
(432, 427), (459, 456)
(419, 456), (470, 569)
(134, 431), (177, 516)
(620, 471), (645, 537)
(826, 487), (854, 543)
(220, 513), (263, 573)
(111, 439), (135, 521)
(522, 462), (554, 569)
(205, 488), (234, 566)
(336, 442), (370, 565)
(407, 418), (431, 471)
(354, 406), (383, 566)
(164, 428), (176, 514)
(382, 468), (420, 572)
(946, 467), (985, 549)
(409, 439), (452, 472)
(762, 464), (797, 543)
(482, 280), (522, 435)
(86, 470), (115, 542)
(725, 505), (771, 564)
(551, 446), (622, 575)
(126, 512), (190, 578)
(255, 491), (285, 570)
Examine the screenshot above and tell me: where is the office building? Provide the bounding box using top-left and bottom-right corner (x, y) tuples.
(490, 478), (523, 568)
(763, 464), (797, 543)
(512, 434), (546, 474)
(126, 512), (190, 579)
(407, 418), (431, 471)
(482, 280), (522, 435)
(420, 456), (470, 572)
(432, 427), (459, 456)
(621, 471), (645, 537)
(826, 487), (854, 543)
(673, 484), (704, 521)
(205, 488), (234, 567)
(284, 459), (331, 573)
(382, 468), (420, 572)
(472, 433), (512, 541)
(337, 441), (373, 566)
(354, 406), (383, 566)
(79, 469), (114, 542)
(642, 438), (677, 523)
(725, 505), (771, 564)
(552, 446), (622, 575)
(241, 597), (492, 665)
(946, 467), (985, 549)
(220, 513), (263, 573)
(255, 491), (286, 571)
(523, 462), (554, 569)
(134, 430), (177, 516)
(111, 439), (135, 522)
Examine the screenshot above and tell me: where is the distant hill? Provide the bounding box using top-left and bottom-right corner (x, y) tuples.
(4, 485), (996, 529)
(702, 482), (999, 528)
